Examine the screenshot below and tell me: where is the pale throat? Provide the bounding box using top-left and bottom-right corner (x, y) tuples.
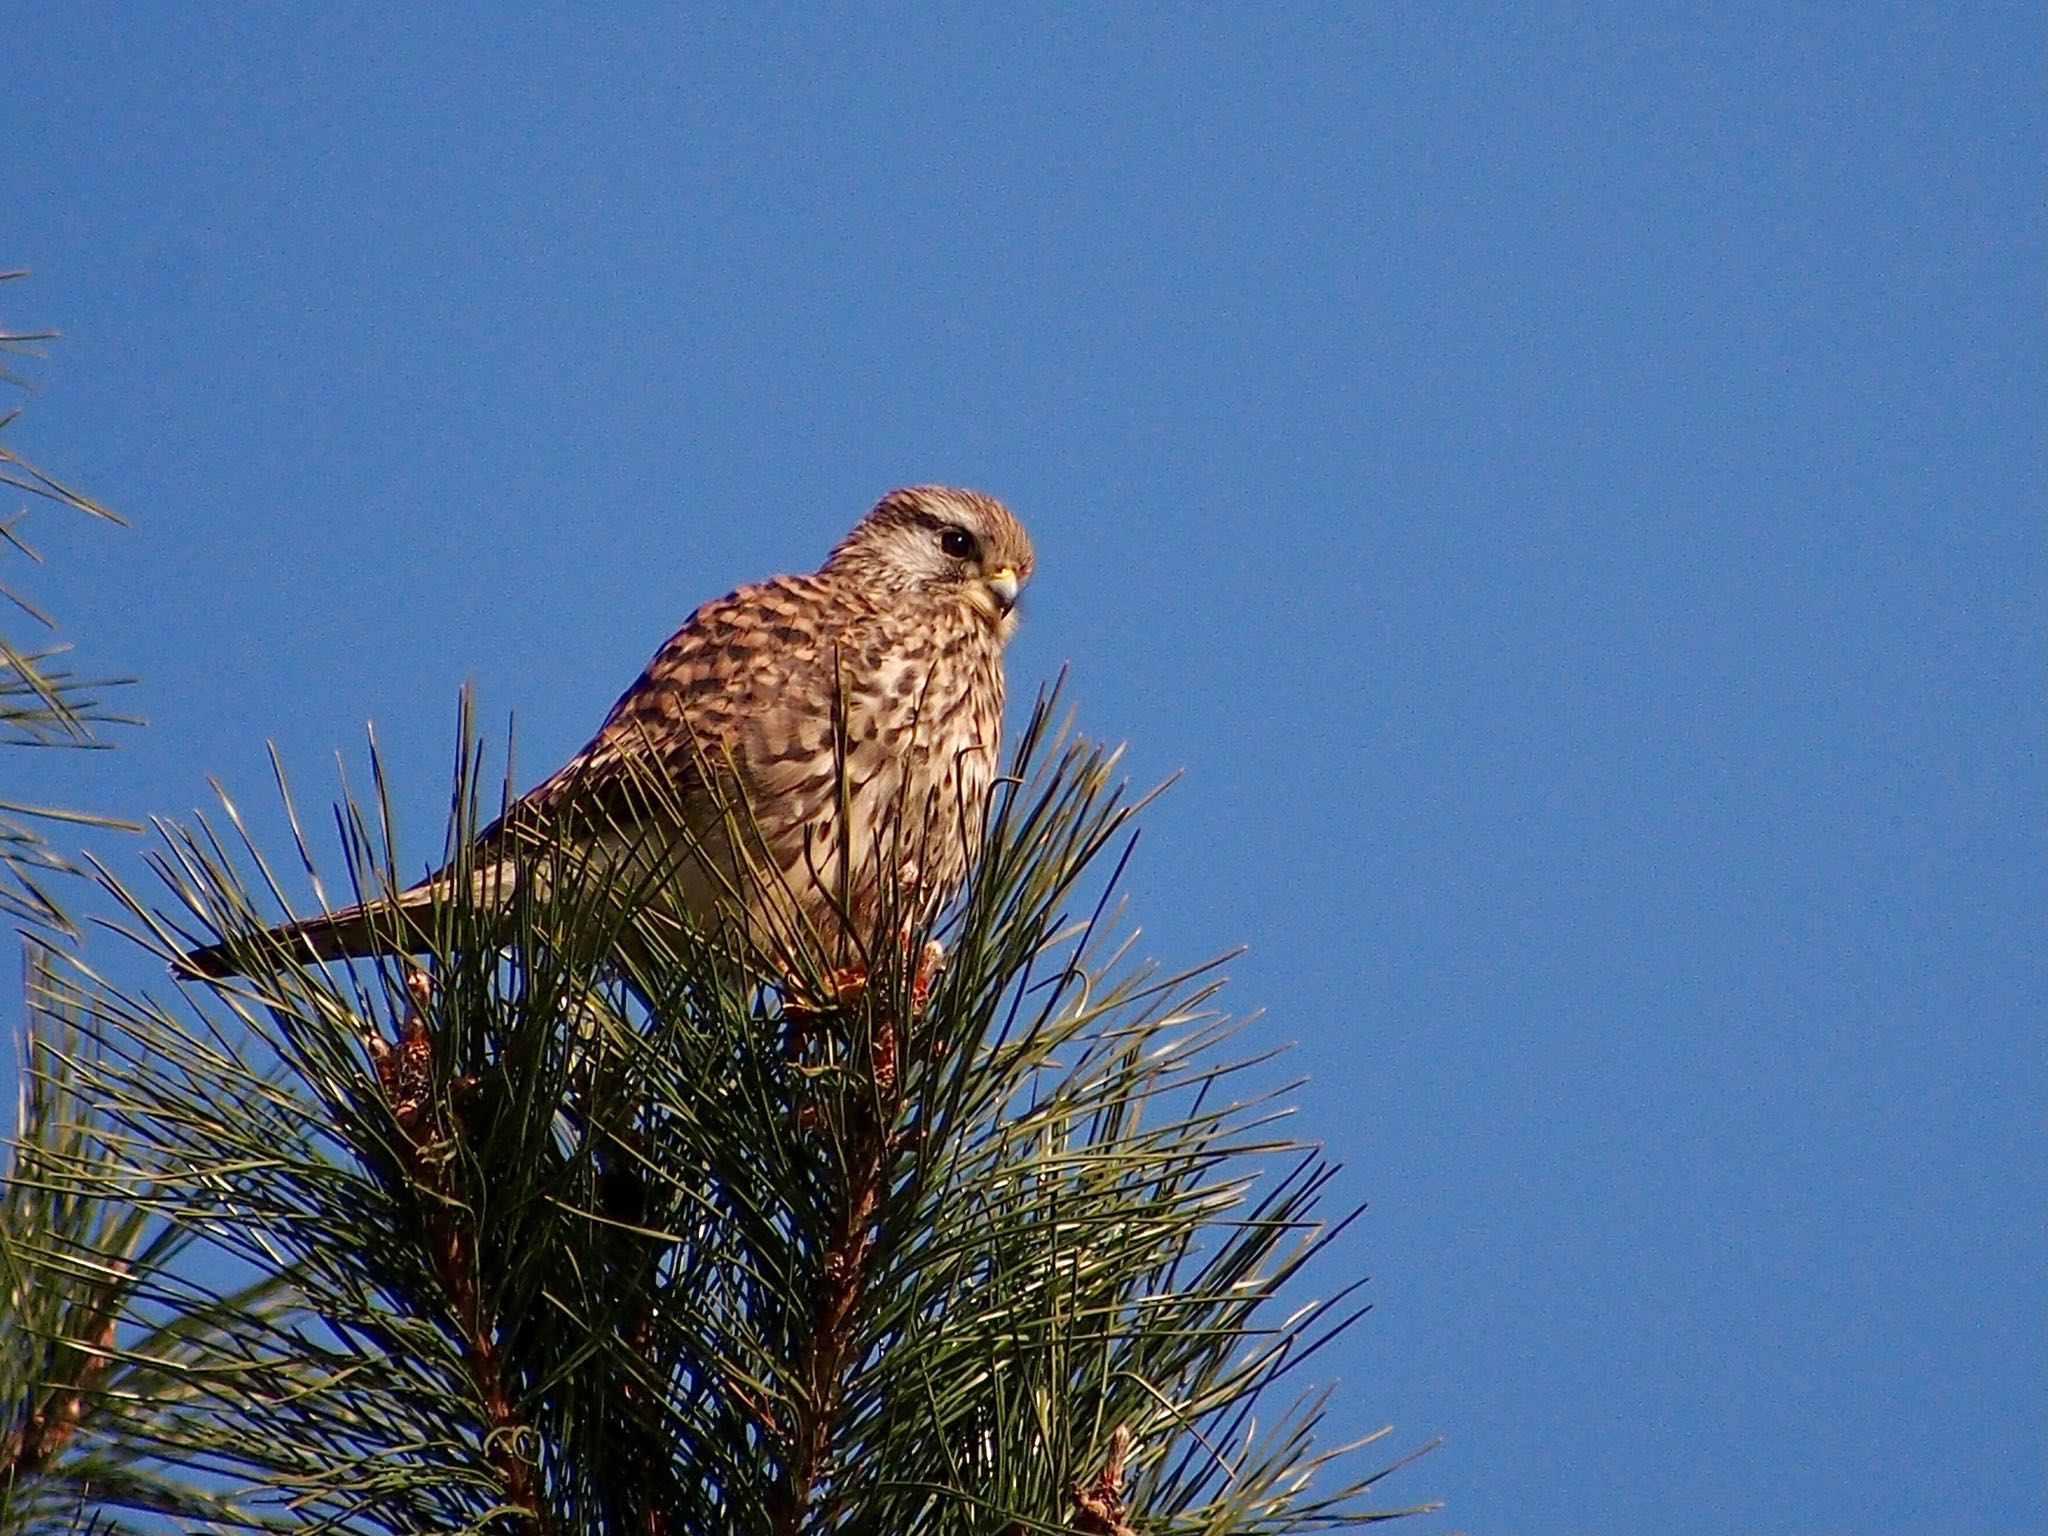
(959, 586), (1020, 638)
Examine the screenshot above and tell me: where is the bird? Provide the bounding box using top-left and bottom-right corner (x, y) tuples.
(181, 486), (1035, 981)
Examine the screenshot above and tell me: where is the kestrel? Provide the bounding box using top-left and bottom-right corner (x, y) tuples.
(182, 486), (1034, 979)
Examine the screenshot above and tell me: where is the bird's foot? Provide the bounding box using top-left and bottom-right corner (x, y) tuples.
(784, 936), (943, 1018)
(781, 964), (868, 1057)
(911, 938), (945, 1013)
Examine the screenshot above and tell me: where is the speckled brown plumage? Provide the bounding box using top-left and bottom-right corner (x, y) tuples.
(182, 487), (1034, 977)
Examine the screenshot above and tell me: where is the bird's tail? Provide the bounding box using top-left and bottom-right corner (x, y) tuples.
(177, 884), (446, 980)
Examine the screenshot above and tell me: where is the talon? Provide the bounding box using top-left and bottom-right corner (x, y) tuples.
(782, 964), (872, 1054)
(912, 939), (945, 1013)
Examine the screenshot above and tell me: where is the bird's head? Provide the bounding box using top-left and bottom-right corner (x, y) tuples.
(825, 486), (1035, 635)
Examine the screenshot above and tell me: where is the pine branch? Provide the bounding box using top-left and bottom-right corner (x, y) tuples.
(768, 954), (930, 1534)
(11, 687), (1437, 1532)
(2, 946), (292, 1536)
(366, 971), (550, 1535)
(0, 272), (139, 940)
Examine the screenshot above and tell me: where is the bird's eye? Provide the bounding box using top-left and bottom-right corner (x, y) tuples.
(939, 527), (977, 560)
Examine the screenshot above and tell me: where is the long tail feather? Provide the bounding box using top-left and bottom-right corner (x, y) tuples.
(177, 888), (443, 979)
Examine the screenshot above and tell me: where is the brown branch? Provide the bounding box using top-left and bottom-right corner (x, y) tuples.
(768, 998), (904, 1535)
(3, 1272), (120, 1480)
(370, 969), (551, 1535)
(595, 1110), (675, 1536)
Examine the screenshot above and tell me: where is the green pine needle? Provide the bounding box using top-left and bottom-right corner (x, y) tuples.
(1, 684), (1437, 1533)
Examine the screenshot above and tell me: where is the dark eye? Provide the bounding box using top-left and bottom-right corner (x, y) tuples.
(939, 527), (977, 560)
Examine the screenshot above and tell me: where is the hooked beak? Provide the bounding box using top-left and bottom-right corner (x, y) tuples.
(985, 566), (1021, 613)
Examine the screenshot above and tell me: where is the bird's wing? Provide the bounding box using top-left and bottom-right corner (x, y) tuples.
(503, 574), (884, 832)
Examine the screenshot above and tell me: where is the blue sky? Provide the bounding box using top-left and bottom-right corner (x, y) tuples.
(7, 6), (2043, 1532)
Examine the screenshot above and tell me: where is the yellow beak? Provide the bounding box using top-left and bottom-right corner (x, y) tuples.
(986, 567), (1020, 611)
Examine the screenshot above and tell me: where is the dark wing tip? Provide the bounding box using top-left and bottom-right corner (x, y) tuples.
(173, 941), (237, 980)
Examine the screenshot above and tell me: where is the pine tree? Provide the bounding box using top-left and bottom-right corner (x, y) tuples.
(2, 282), (1436, 1532)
